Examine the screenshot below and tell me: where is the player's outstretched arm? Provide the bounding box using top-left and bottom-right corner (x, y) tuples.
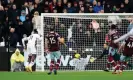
(114, 28), (133, 43)
(118, 42), (125, 53)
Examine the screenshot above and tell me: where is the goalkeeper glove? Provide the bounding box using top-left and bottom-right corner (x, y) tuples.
(90, 57), (97, 63)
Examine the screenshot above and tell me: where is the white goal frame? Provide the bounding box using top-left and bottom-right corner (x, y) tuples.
(36, 13), (133, 72)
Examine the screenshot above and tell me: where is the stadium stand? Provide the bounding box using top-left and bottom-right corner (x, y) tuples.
(0, 0), (133, 47)
(0, 0), (133, 71)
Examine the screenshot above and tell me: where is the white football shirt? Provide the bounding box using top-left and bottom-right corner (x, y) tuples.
(27, 34), (41, 46)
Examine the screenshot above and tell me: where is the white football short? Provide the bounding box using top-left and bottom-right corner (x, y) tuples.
(27, 44), (36, 55)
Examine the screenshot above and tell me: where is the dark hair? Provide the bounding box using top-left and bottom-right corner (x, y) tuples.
(50, 26), (55, 31)
(111, 24), (117, 29)
(33, 29), (38, 34)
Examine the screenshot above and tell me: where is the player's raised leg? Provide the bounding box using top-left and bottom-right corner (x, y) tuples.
(54, 51), (61, 75)
(119, 55), (131, 74)
(24, 49), (33, 72)
(104, 47), (116, 72)
(29, 54), (36, 73)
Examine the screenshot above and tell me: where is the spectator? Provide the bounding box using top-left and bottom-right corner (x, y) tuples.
(49, 0), (57, 13)
(11, 4), (19, 23)
(91, 20), (104, 46)
(79, 0), (84, 8)
(0, 6), (4, 23)
(99, 9), (104, 13)
(114, 6), (120, 13)
(53, 8), (57, 13)
(91, 20), (100, 33)
(8, 0), (15, 7)
(23, 15), (33, 36)
(15, 16), (23, 45)
(3, 17), (9, 47)
(56, 1), (63, 13)
(32, 11), (41, 34)
(10, 27), (18, 48)
(66, 2), (73, 13)
(44, 1), (49, 13)
(31, 4), (39, 17)
(44, 8), (49, 13)
(72, 20), (87, 49)
(63, 0), (68, 8)
(79, 10), (83, 13)
(4, 6), (9, 19)
(124, 0), (130, 12)
(89, 0), (94, 3)
(104, 3), (112, 13)
(22, 2), (30, 16)
(28, 1), (34, 12)
(68, 22), (75, 41)
(0, 0), (132, 49)
(73, 2), (79, 13)
(80, 6), (85, 13)
(88, 6), (94, 13)
(44, 0), (49, 8)
(35, 0), (40, 5)
(63, 8), (67, 13)
(10, 48), (24, 72)
(0, 6), (5, 42)
(20, 10), (26, 22)
(15, 0), (25, 10)
(120, 3), (126, 13)
(85, 2), (92, 8)
(93, 1), (103, 13)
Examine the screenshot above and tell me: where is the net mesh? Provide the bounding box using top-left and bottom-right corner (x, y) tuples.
(36, 14), (133, 71)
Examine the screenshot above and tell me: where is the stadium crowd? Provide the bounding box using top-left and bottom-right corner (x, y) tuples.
(0, 0), (133, 48)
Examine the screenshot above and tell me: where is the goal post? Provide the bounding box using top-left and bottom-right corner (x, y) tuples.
(36, 13), (133, 71)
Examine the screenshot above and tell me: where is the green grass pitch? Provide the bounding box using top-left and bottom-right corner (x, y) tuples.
(0, 71), (132, 80)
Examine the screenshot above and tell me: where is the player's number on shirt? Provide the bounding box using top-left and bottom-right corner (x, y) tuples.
(127, 42), (133, 48)
(50, 37), (56, 44)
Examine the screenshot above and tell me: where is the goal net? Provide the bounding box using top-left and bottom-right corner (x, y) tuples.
(36, 13), (133, 71)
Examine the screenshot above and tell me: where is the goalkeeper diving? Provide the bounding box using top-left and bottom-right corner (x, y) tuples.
(90, 24), (121, 74)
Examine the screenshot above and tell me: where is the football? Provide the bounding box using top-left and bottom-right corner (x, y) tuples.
(60, 38), (65, 43)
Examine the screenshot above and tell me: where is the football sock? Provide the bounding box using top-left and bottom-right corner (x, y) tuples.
(29, 61), (35, 67)
(120, 62), (127, 71)
(111, 61), (116, 67)
(107, 63), (110, 69)
(50, 60), (54, 72)
(55, 59), (60, 70)
(25, 62), (29, 67)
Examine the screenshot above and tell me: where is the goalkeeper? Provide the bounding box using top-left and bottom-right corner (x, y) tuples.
(73, 50), (88, 71)
(91, 43), (133, 71)
(90, 32), (110, 62)
(89, 43), (109, 63)
(93, 33), (111, 61)
(96, 43), (109, 60)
